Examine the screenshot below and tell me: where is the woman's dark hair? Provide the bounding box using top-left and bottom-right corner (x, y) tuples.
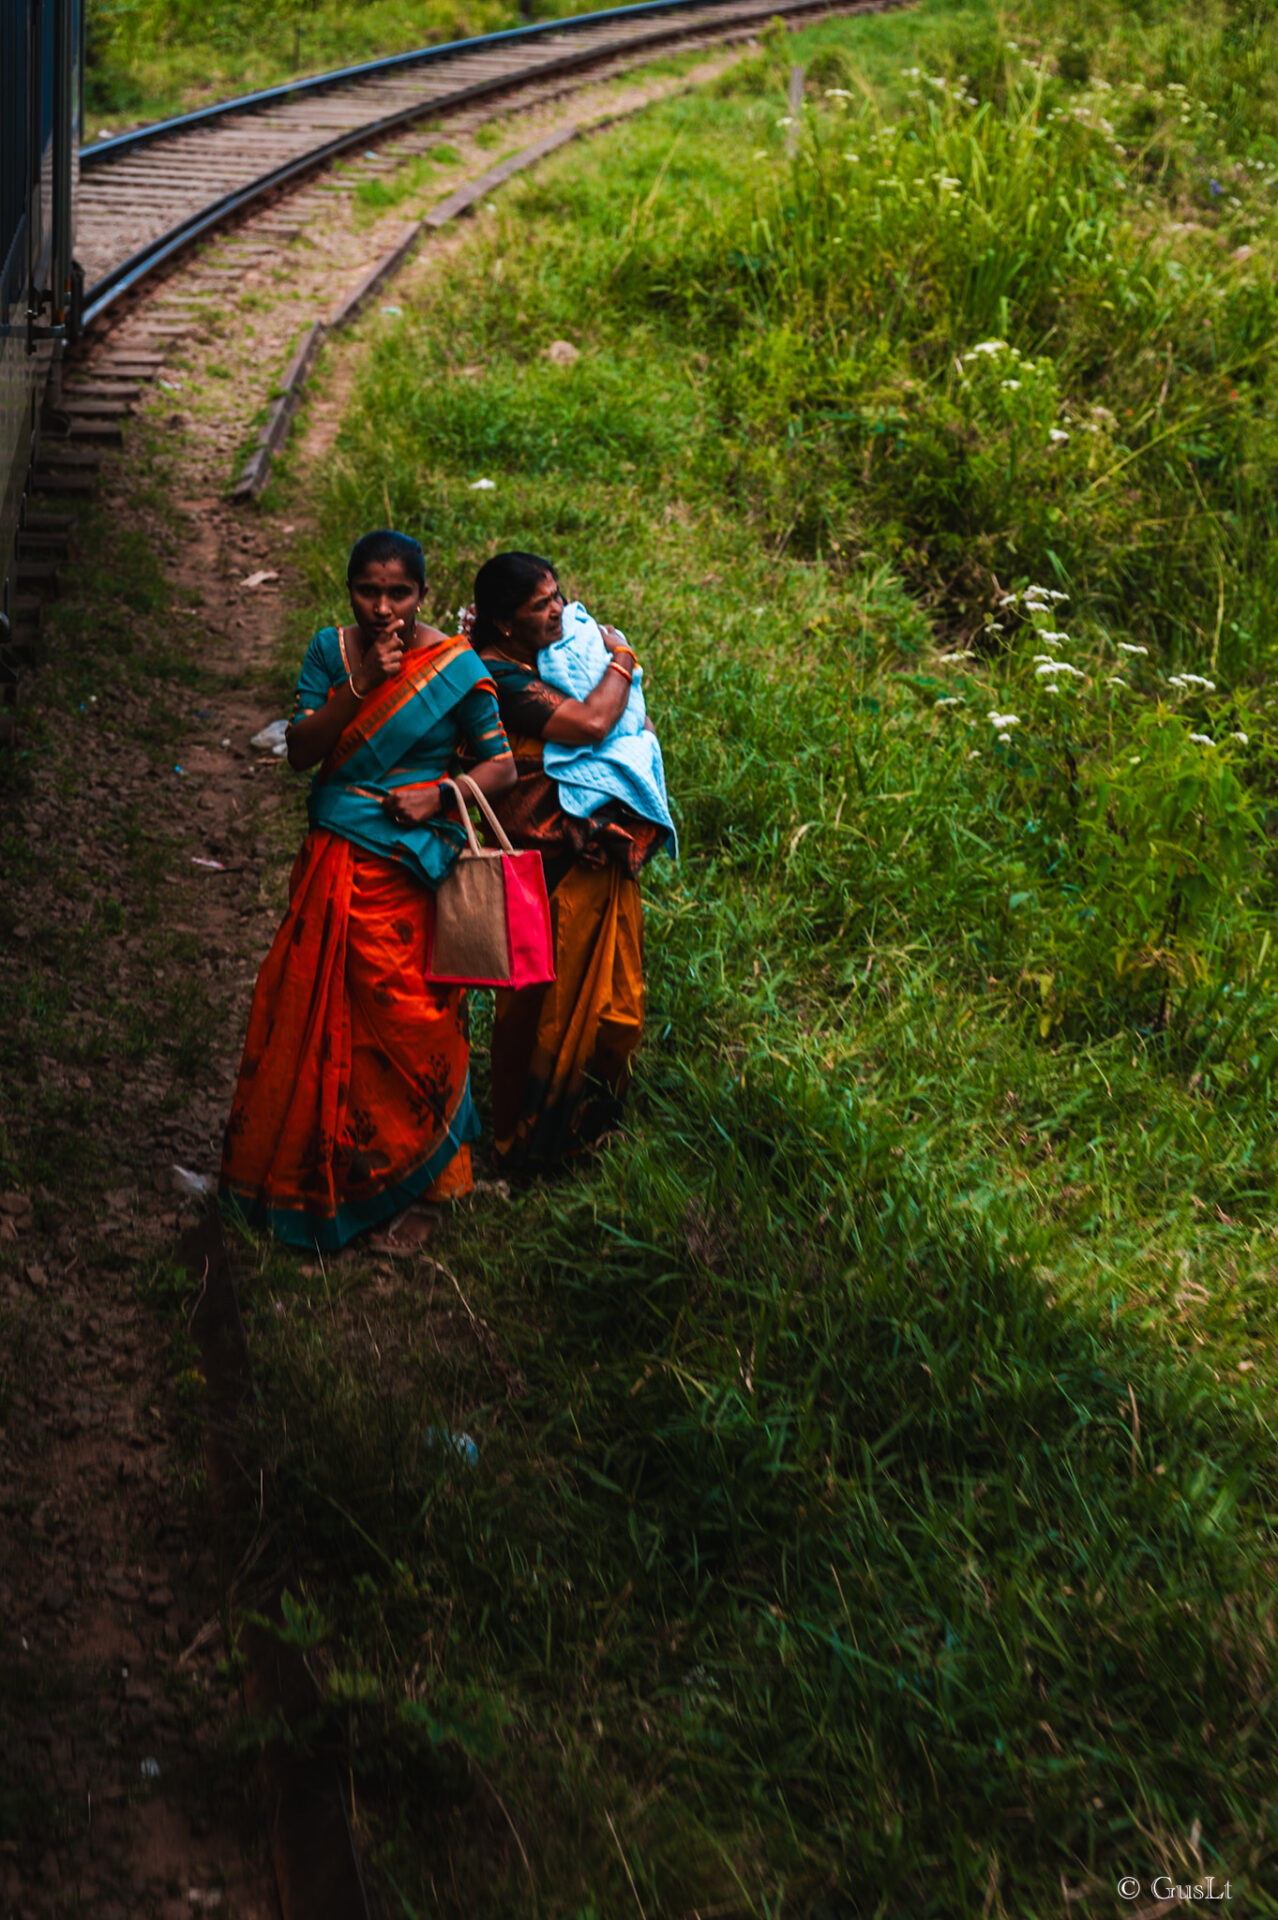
(472, 550), (557, 649)
(346, 529), (426, 589)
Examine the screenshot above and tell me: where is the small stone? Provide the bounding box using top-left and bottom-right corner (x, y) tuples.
(146, 1587), (174, 1614)
(0, 1192), (32, 1215)
(544, 339), (580, 364)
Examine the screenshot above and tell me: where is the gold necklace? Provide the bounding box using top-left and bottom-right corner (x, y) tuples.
(485, 642), (534, 671)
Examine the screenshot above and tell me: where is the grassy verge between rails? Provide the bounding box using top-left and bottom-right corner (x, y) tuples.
(232, 2), (1278, 1913)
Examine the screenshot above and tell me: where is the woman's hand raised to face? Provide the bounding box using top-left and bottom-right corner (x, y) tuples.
(349, 558), (425, 690)
(355, 626), (407, 693)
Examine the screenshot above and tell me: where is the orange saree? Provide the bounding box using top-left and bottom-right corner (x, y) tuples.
(220, 625), (506, 1249)
(220, 830), (474, 1249)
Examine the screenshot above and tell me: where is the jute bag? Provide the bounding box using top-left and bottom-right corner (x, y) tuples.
(427, 775), (555, 989)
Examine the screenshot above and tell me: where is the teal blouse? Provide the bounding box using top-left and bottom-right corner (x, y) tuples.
(292, 625), (509, 890)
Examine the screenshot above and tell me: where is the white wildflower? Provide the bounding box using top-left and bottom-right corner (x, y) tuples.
(988, 711), (1020, 728)
(1189, 733), (1215, 747)
(1231, 732), (1249, 745)
(845, 152), (860, 163)
(938, 650), (975, 664)
(1035, 662), (1085, 678)
(965, 339), (1008, 359)
(468, 478), (497, 490)
(936, 175), (961, 190)
(1107, 677), (1130, 689)
(1117, 642), (1147, 655)
(935, 696), (962, 707)
(776, 117), (793, 127)
(998, 732), (1013, 745)
(1178, 673), (1216, 689)
(1048, 428), (1070, 446)
(1035, 629), (1070, 643)
(1001, 379), (1021, 390)
(825, 88), (852, 97)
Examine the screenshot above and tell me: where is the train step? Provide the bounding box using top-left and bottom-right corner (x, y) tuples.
(22, 511), (75, 533)
(12, 597), (42, 629)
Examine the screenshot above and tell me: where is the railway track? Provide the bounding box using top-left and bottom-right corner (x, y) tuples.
(6, 0), (899, 733)
(78, 0), (887, 326)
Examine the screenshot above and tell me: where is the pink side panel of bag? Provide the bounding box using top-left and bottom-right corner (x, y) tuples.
(503, 849), (556, 989)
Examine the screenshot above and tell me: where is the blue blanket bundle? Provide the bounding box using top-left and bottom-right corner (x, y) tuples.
(538, 602), (677, 855)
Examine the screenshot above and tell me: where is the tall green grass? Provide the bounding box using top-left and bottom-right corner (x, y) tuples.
(236, 3), (1278, 1913)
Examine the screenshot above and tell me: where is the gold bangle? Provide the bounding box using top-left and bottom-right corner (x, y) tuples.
(349, 674), (366, 701)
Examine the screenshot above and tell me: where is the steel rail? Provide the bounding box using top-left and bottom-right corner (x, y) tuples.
(82, 0), (742, 165)
(79, 0), (887, 329)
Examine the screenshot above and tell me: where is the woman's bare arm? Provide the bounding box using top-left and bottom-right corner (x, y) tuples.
(541, 625), (636, 746)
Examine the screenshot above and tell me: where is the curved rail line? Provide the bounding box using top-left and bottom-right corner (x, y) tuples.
(78, 0), (895, 327)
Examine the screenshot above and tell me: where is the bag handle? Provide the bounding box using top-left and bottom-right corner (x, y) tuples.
(436, 774), (516, 855)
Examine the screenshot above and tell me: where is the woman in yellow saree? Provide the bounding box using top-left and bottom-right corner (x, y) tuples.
(470, 552), (667, 1171)
(220, 530), (515, 1248)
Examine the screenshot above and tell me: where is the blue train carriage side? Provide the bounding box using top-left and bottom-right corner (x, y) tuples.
(2, 0), (83, 680)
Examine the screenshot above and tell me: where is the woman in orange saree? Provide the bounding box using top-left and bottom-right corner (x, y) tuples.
(470, 552), (668, 1172)
(220, 531), (515, 1249)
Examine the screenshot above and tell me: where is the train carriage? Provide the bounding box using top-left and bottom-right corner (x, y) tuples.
(1, 0), (83, 657)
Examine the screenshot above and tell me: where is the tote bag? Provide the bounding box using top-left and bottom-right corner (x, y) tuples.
(427, 775), (555, 990)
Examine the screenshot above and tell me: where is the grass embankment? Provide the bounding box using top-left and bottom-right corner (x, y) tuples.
(85, 0), (604, 134)
(236, 2), (1278, 1912)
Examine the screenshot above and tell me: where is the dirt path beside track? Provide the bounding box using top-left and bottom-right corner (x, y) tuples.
(0, 49), (738, 1919)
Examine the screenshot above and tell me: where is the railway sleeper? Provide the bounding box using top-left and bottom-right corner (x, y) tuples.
(31, 470), (96, 497)
(16, 532), (70, 562)
(63, 421), (126, 446)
